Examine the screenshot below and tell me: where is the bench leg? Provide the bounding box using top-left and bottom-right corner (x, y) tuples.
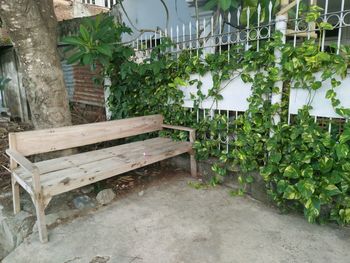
(11, 176), (21, 214)
(34, 197), (48, 243)
(190, 154), (197, 178)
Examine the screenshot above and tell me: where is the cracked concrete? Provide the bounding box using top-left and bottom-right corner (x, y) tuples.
(3, 174), (350, 263)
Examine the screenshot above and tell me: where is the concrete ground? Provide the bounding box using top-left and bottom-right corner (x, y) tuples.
(3, 174), (350, 263)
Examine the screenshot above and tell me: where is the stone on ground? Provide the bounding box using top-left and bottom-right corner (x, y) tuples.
(96, 189), (116, 205)
(73, 195), (95, 210)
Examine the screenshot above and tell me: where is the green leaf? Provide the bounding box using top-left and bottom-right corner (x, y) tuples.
(319, 157), (333, 173)
(324, 184), (342, 196)
(82, 53), (93, 65)
(325, 89), (336, 99)
(342, 163), (350, 172)
(220, 0), (231, 11)
(301, 166), (313, 178)
(260, 165), (275, 180)
(335, 143), (349, 159)
(296, 180), (315, 199)
(277, 180), (288, 194)
(339, 208), (350, 223)
(203, 0), (217, 10)
(67, 50), (85, 64)
(283, 185), (300, 200)
(96, 44), (113, 58)
(320, 22), (334, 30)
(269, 151), (282, 163)
(339, 130), (350, 144)
(246, 175), (254, 183)
(61, 36), (86, 46)
(304, 197), (320, 223)
(311, 81), (322, 90)
(79, 24), (90, 42)
(283, 165), (299, 179)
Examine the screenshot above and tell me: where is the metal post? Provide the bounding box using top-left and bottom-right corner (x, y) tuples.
(271, 0), (288, 127)
(104, 77), (112, 120)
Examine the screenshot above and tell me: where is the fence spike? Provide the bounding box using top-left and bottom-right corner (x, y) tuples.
(219, 14), (222, 54)
(257, 3), (261, 51)
(337, 0), (345, 54)
(246, 7), (250, 50)
(189, 21), (192, 53)
(321, 0), (329, 51)
(170, 27), (173, 53)
(183, 23), (186, 50)
(227, 12), (231, 60)
(196, 19), (199, 56)
(153, 30), (157, 47)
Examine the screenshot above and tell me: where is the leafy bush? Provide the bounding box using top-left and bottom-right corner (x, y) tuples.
(65, 11), (350, 224)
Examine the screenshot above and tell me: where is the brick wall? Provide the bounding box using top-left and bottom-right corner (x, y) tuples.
(61, 60), (106, 123)
(72, 65), (105, 107)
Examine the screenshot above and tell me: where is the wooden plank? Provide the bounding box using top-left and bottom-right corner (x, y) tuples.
(36, 140), (192, 197)
(277, 0), (297, 15)
(8, 133), (21, 214)
(15, 137), (172, 177)
(34, 197), (48, 243)
(6, 148), (41, 198)
(12, 171), (34, 197)
(162, 124), (197, 177)
(6, 149), (39, 174)
(38, 138), (184, 188)
(11, 176), (20, 214)
(14, 137), (184, 190)
(286, 29), (317, 39)
(162, 124), (195, 133)
(12, 115), (164, 156)
(189, 129), (197, 177)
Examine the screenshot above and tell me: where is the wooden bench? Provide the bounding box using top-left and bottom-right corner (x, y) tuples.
(6, 114), (196, 243)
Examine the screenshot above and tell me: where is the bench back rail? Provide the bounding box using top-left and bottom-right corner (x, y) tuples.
(9, 115), (164, 156)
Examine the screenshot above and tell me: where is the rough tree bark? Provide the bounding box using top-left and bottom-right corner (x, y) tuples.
(0, 0), (72, 129)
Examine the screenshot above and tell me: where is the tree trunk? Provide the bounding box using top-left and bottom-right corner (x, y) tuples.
(0, 0), (72, 129)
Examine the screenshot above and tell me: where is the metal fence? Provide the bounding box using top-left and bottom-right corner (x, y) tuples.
(125, 1), (350, 141)
(78, 0), (117, 9)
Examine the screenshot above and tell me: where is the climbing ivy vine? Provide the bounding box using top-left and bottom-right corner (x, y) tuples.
(64, 12), (350, 225)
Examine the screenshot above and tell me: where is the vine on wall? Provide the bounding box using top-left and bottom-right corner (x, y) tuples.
(64, 13), (350, 225)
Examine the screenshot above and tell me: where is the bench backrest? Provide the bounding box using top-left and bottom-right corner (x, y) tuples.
(9, 115), (164, 156)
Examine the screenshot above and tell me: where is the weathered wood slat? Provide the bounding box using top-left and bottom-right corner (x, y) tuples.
(26, 137), (172, 175)
(23, 138), (186, 187)
(44, 142), (191, 196)
(14, 138), (192, 197)
(162, 124), (195, 132)
(6, 149), (39, 174)
(11, 115), (164, 156)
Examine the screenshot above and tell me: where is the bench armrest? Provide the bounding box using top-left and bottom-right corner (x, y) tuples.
(6, 149), (42, 192)
(6, 149), (39, 174)
(161, 124), (196, 142)
(162, 124), (195, 133)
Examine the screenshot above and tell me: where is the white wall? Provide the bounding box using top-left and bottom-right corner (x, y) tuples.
(181, 72), (251, 112)
(289, 72), (350, 118)
(119, 0), (196, 42)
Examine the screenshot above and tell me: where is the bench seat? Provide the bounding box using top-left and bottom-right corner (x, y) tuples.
(12, 137), (192, 198)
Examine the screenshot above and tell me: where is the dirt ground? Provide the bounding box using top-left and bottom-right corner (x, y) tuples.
(3, 172), (350, 263)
